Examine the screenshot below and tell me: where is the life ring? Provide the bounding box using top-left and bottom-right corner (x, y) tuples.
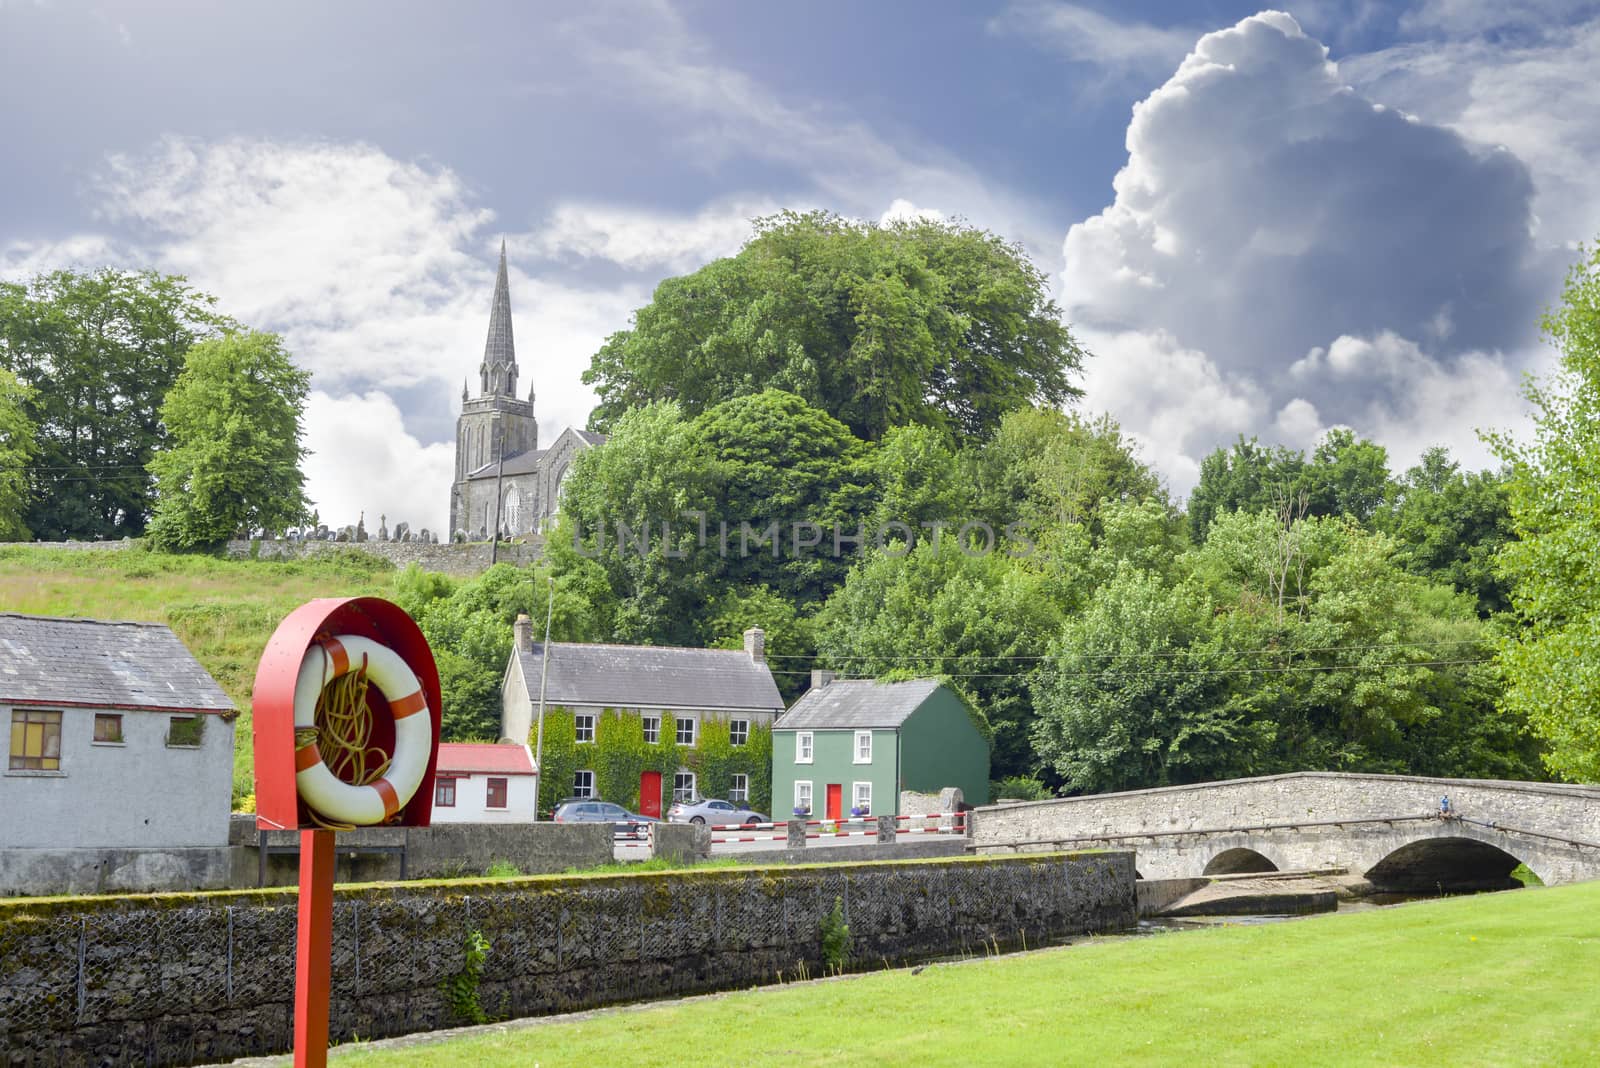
(292, 634), (431, 825)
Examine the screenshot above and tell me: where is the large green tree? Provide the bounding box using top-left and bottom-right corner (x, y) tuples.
(1380, 447), (1513, 617)
(0, 269), (232, 539)
(145, 331), (312, 550)
(1492, 241), (1600, 780)
(0, 369), (37, 539)
(584, 211), (1085, 441)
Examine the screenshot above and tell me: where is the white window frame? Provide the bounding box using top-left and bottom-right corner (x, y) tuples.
(673, 769), (697, 803)
(795, 780), (813, 814)
(853, 781), (872, 814)
(854, 730), (872, 764)
(574, 713), (596, 744)
(729, 719), (749, 746)
(729, 773), (749, 803)
(675, 715), (697, 746)
(642, 714), (661, 744)
(573, 769), (595, 798)
(796, 731), (813, 764)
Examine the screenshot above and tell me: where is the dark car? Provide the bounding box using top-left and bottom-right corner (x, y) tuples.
(553, 799), (657, 839)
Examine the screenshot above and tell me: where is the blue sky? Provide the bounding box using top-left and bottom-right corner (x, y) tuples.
(3, 1), (1597, 533)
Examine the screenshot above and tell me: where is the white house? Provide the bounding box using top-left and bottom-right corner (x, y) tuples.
(430, 742), (538, 823)
(0, 612), (236, 850)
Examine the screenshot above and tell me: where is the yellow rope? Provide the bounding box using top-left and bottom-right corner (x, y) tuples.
(303, 646), (395, 829)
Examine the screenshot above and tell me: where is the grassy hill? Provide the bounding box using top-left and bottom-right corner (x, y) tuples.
(0, 544), (399, 802)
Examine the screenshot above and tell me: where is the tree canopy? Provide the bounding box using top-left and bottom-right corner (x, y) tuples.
(145, 331), (313, 551)
(583, 211), (1085, 442)
(0, 369), (37, 540)
(1492, 241), (1600, 780)
(0, 269), (232, 539)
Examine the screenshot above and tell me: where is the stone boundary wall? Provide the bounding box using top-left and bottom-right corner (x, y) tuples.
(8, 539), (542, 577)
(1, 822), (612, 897)
(223, 538), (543, 575)
(969, 771), (1600, 850)
(0, 851), (1133, 1067)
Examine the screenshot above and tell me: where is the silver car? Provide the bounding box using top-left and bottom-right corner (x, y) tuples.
(666, 797), (768, 825)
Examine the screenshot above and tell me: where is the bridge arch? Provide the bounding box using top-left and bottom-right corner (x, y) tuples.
(1364, 835), (1529, 893)
(1203, 847), (1279, 876)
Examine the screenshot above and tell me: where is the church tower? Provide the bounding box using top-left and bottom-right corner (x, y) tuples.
(450, 241), (539, 536)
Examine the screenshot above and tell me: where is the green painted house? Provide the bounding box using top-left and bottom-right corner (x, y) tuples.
(772, 678), (989, 819)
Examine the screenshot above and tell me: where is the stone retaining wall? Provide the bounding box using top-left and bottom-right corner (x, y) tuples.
(2, 822), (613, 897)
(223, 538), (543, 576)
(0, 851), (1133, 1066)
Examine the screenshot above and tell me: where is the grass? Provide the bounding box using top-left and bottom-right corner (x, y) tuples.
(0, 544), (395, 801)
(560, 857), (745, 876)
(321, 881), (1600, 1067)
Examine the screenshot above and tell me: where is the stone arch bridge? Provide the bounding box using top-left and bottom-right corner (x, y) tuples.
(970, 772), (1600, 891)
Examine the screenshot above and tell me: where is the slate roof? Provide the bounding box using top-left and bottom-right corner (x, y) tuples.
(0, 613), (235, 714)
(465, 447), (545, 480)
(512, 641), (784, 712)
(437, 742), (535, 776)
(775, 678), (943, 730)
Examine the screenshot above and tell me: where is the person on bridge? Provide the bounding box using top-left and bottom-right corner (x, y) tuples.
(1439, 795), (1452, 819)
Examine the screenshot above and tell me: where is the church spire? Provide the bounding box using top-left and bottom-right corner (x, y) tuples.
(479, 239), (518, 397)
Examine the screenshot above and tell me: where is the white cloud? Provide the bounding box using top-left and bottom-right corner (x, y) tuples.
(1341, 17), (1600, 249)
(6, 136), (657, 529)
(878, 199), (945, 226)
(1277, 330), (1541, 474)
(529, 198), (776, 272)
(988, 2), (1196, 77)
(1077, 326), (1265, 495)
(1058, 11), (1549, 490)
(302, 391), (455, 536)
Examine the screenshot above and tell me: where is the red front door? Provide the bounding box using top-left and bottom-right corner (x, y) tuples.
(826, 783), (843, 821)
(639, 771), (662, 818)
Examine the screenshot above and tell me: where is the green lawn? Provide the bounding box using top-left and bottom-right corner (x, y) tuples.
(326, 881), (1600, 1067)
(0, 544), (394, 800)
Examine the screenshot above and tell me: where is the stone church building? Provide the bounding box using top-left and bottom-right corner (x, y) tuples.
(450, 243), (605, 540)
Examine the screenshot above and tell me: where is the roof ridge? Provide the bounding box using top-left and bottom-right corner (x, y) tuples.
(533, 640), (757, 657)
(0, 612), (171, 629)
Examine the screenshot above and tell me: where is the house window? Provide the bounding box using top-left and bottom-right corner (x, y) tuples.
(9, 710), (61, 771)
(855, 730), (872, 763)
(93, 713), (124, 744)
(573, 769), (595, 798)
(642, 715), (660, 744)
(730, 719), (749, 746)
(673, 769), (697, 802)
(796, 731), (813, 763)
(729, 773), (749, 804)
(575, 713), (596, 744)
(166, 715), (204, 748)
(853, 782), (872, 814)
(675, 716), (696, 746)
(435, 778), (457, 807)
(487, 777), (508, 809)
(794, 780), (813, 814)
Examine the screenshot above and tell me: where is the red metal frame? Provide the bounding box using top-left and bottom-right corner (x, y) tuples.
(251, 596), (442, 832)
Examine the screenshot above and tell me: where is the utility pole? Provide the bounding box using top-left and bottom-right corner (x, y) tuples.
(533, 573), (554, 817)
(490, 421), (506, 565)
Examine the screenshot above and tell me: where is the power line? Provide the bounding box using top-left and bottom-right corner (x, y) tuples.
(775, 638), (1489, 663)
(771, 656), (1493, 681)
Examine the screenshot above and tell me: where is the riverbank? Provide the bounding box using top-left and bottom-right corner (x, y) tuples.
(262, 879), (1597, 1066)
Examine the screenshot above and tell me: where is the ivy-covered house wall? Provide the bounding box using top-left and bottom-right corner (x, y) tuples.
(531, 708), (773, 817)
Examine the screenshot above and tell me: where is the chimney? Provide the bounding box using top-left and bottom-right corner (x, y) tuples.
(743, 626), (765, 663)
(811, 669), (836, 690)
(514, 613), (532, 653)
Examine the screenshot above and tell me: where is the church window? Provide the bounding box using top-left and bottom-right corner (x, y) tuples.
(504, 486), (521, 534)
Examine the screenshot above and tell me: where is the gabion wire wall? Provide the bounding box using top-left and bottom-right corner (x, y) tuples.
(0, 853), (1134, 1067)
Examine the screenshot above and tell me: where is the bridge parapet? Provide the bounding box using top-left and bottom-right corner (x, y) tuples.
(971, 772), (1600, 887)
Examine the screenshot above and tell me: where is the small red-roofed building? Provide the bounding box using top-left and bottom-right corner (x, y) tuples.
(430, 741), (538, 823)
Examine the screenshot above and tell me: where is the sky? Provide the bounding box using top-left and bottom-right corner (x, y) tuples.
(3, 0), (1597, 535)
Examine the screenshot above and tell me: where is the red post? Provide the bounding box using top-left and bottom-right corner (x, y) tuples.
(294, 829), (336, 1068)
